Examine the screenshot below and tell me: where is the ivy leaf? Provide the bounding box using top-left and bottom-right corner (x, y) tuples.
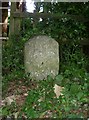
(70, 84), (80, 95)
(77, 92), (84, 100)
(55, 74), (64, 85)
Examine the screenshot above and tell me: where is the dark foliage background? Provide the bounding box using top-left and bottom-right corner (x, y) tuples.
(2, 2), (89, 118)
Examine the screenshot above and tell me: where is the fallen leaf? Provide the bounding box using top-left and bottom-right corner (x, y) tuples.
(53, 84), (64, 98)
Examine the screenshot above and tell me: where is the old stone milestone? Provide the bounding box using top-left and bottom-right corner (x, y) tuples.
(24, 35), (59, 80)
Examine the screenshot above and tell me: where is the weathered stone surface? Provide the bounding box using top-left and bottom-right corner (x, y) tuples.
(24, 35), (59, 80)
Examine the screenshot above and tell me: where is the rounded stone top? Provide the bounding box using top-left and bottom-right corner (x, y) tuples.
(24, 35), (59, 80)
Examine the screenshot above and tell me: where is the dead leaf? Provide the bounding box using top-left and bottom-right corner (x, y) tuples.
(53, 84), (64, 98)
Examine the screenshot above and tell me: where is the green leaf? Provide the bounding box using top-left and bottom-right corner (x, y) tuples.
(77, 92), (84, 100)
(70, 84), (80, 94)
(55, 75), (64, 85)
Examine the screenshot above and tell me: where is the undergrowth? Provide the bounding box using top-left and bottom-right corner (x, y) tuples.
(2, 18), (89, 118)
